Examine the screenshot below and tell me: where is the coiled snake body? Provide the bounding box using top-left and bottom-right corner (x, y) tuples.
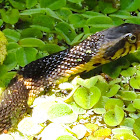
(0, 23), (140, 133)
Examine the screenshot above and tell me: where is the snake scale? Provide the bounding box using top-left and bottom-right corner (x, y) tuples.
(0, 23), (140, 133)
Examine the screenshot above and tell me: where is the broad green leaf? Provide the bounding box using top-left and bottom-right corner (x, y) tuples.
(121, 118), (135, 128)
(130, 76), (140, 89)
(20, 28), (43, 39)
(40, 0), (66, 10)
(57, 8), (72, 21)
(73, 86), (101, 109)
(95, 81), (109, 96)
(120, 0), (140, 11)
(121, 67), (136, 77)
(3, 29), (20, 42)
(82, 11), (103, 18)
(69, 102), (86, 114)
(104, 105), (124, 126)
(105, 84), (120, 97)
(87, 16), (113, 26)
(16, 47), (38, 66)
(68, 14), (86, 28)
(112, 127), (133, 135)
(44, 44), (65, 54)
(0, 9), (19, 24)
(110, 10), (131, 19)
(97, 0), (118, 14)
(32, 14), (55, 29)
(55, 22), (77, 44)
(47, 103), (77, 123)
(9, 0), (26, 10)
(6, 42), (20, 52)
(76, 77), (98, 89)
(133, 117), (140, 138)
(4, 53), (17, 71)
(70, 33), (84, 45)
(133, 99), (140, 110)
(105, 98), (124, 111)
(118, 91), (137, 101)
(26, 0), (37, 9)
(18, 38), (45, 48)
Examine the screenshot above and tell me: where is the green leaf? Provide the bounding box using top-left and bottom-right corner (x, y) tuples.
(40, 0), (66, 10)
(26, 0), (37, 9)
(0, 9), (19, 24)
(118, 91), (137, 101)
(120, 0), (140, 11)
(130, 76), (140, 89)
(20, 28), (43, 39)
(105, 98), (124, 111)
(3, 29), (20, 42)
(16, 47), (38, 66)
(55, 22), (77, 44)
(6, 42), (20, 53)
(104, 105), (124, 126)
(68, 14), (86, 28)
(57, 8), (72, 21)
(47, 103), (73, 119)
(18, 38), (45, 48)
(87, 16), (113, 26)
(45, 44), (65, 54)
(9, 0), (26, 10)
(4, 52), (17, 71)
(110, 10), (131, 19)
(82, 11), (103, 18)
(121, 67), (136, 77)
(133, 99), (140, 110)
(105, 84), (120, 97)
(134, 117), (140, 138)
(76, 77), (98, 89)
(121, 118), (135, 128)
(73, 86), (101, 109)
(32, 14), (55, 29)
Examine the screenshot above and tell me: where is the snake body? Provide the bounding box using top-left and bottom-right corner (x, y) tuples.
(0, 23), (140, 133)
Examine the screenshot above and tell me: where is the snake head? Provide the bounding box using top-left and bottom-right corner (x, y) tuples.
(102, 23), (140, 60)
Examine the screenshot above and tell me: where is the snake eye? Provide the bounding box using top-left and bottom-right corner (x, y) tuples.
(127, 33), (136, 43)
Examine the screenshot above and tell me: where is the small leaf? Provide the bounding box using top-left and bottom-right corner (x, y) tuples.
(55, 22), (77, 44)
(26, 0), (37, 9)
(16, 47), (38, 66)
(18, 38), (45, 48)
(121, 67), (136, 77)
(105, 84), (120, 97)
(105, 98), (124, 111)
(45, 44), (65, 54)
(104, 105), (124, 126)
(0, 9), (19, 24)
(40, 0), (66, 10)
(130, 76), (140, 89)
(133, 99), (140, 110)
(68, 14), (86, 28)
(121, 118), (135, 128)
(9, 0), (26, 10)
(118, 91), (137, 101)
(133, 117), (140, 139)
(3, 29), (20, 42)
(73, 86), (101, 109)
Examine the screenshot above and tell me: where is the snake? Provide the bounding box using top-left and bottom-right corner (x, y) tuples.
(0, 23), (140, 133)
